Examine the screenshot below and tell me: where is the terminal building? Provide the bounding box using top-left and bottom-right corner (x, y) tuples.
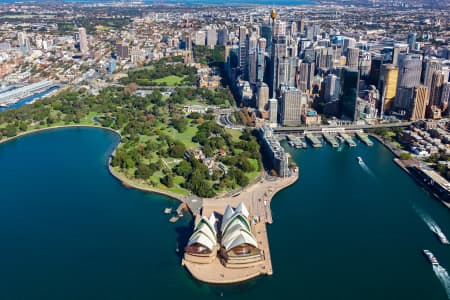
(259, 125), (289, 177)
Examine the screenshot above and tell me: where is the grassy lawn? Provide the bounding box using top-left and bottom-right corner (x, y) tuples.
(244, 158), (261, 182)
(163, 125), (199, 149)
(152, 75), (186, 86)
(226, 128), (242, 142)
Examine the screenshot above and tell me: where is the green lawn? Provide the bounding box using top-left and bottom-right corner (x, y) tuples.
(245, 158), (261, 182)
(163, 125), (199, 149)
(226, 128), (242, 142)
(152, 75), (186, 86)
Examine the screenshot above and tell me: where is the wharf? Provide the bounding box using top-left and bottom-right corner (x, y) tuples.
(356, 132), (374, 146)
(322, 133), (339, 147)
(288, 136), (307, 149)
(305, 133), (323, 148)
(183, 171), (299, 284)
(340, 133), (357, 147)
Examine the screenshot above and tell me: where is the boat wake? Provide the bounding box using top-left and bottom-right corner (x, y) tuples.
(433, 265), (450, 299)
(414, 206), (449, 244)
(358, 160), (376, 178)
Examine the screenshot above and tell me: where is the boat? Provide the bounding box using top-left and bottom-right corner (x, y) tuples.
(422, 249), (439, 265)
(431, 225), (450, 244)
(357, 156), (363, 164)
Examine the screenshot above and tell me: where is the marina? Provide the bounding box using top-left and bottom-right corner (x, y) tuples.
(305, 133), (323, 148)
(0, 84), (60, 112)
(322, 133), (339, 147)
(339, 133), (357, 147)
(356, 131), (374, 146)
(286, 135), (307, 149)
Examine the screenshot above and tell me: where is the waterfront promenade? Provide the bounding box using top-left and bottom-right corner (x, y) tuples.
(183, 171), (299, 284)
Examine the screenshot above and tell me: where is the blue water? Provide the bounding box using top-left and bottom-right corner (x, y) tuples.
(0, 86), (60, 113)
(1, 127), (450, 299)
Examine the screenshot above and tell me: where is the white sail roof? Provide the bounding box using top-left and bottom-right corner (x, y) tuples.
(221, 205), (235, 231)
(222, 229), (258, 251)
(222, 213), (251, 235)
(187, 231), (216, 251)
(235, 202), (249, 218)
(196, 216), (217, 236)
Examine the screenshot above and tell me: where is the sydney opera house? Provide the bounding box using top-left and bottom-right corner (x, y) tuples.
(184, 202), (263, 267)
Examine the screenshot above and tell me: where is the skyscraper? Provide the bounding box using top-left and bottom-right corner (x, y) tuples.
(428, 71), (445, 108)
(296, 60), (315, 94)
(195, 31), (206, 46)
(238, 26), (248, 72)
(260, 24), (272, 53)
(410, 86), (428, 121)
(323, 74), (340, 102)
(379, 64), (398, 114)
(396, 54), (422, 109)
(346, 47), (360, 70)
(407, 32), (417, 51)
(206, 29), (217, 49)
(279, 87), (307, 126)
(273, 20), (286, 36)
(270, 35), (287, 97)
(217, 28), (229, 46)
(422, 58), (442, 91)
(79, 27), (88, 53)
(269, 98), (278, 124)
(257, 82), (270, 113)
(339, 67), (360, 121)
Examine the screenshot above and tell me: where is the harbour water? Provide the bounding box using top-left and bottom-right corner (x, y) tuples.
(0, 127), (450, 299)
(0, 86), (59, 113)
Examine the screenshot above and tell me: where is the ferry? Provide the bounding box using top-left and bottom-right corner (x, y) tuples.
(357, 156), (363, 164)
(422, 249), (439, 265)
(431, 225), (450, 244)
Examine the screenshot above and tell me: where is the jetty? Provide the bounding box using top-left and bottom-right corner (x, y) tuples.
(340, 133), (357, 147)
(287, 135), (307, 149)
(322, 133), (339, 147)
(305, 133), (322, 148)
(182, 171), (299, 284)
(356, 132), (374, 146)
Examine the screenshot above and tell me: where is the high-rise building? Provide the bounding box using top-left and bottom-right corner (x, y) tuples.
(269, 98), (278, 124)
(368, 56), (383, 86)
(346, 47), (360, 70)
(339, 67), (360, 121)
(398, 54), (423, 80)
(260, 24), (272, 53)
(17, 31), (27, 47)
(279, 87), (307, 126)
(343, 37), (356, 54)
(206, 29), (217, 49)
(296, 60), (315, 94)
(273, 20), (286, 36)
(323, 74), (340, 102)
(79, 27), (88, 53)
(359, 51), (372, 78)
(298, 19), (305, 34)
(257, 82), (270, 113)
(441, 83), (450, 116)
(258, 38), (267, 52)
(217, 28), (229, 46)
(421, 58), (441, 90)
(407, 32), (417, 51)
(410, 86), (428, 121)
(428, 71), (445, 108)
(195, 31), (206, 46)
(115, 42), (129, 59)
(238, 26), (248, 72)
(379, 64), (398, 114)
(270, 35), (287, 97)
(256, 50), (265, 82)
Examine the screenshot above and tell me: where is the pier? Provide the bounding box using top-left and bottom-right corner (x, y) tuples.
(322, 133), (339, 147)
(305, 133), (323, 148)
(356, 132), (374, 146)
(287, 135), (307, 149)
(340, 133), (357, 147)
(182, 171), (299, 284)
